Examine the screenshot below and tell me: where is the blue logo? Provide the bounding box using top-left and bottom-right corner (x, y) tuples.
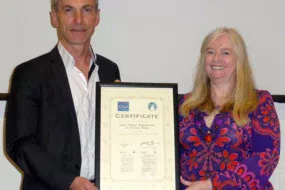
(118, 102), (129, 111)
(148, 102), (157, 111)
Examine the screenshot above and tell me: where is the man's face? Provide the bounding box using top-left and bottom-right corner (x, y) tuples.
(50, 0), (99, 47)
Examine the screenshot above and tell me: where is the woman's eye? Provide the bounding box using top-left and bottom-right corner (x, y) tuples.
(207, 50), (214, 54)
(222, 51), (230, 55)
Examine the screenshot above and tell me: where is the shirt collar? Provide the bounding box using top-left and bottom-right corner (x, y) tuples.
(57, 42), (97, 69)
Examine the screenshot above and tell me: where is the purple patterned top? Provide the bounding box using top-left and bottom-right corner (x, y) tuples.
(179, 90), (280, 190)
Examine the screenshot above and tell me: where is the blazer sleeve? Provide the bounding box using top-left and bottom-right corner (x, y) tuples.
(97, 54), (121, 82)
(6, 64), (77, 189)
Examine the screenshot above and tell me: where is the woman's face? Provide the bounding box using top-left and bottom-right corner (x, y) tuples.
(204, 34), (237, 85)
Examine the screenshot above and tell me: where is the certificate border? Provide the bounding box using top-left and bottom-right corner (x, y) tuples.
(95, 82), (179, 189)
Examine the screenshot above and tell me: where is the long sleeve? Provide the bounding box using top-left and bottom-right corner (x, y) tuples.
(210, 91), (280, 189)
(6, 65), (77, 189)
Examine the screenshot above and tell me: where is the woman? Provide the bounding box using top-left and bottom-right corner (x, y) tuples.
(179, 27), (280, 189)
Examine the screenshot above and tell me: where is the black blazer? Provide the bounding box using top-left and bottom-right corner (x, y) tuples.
(6, 47), (120, 190)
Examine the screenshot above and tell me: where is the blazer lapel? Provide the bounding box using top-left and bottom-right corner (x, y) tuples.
(48, 47), (81, 150)
(47, 47), (81, 161)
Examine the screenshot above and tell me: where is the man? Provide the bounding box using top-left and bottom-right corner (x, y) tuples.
(6, 0), (120, 189)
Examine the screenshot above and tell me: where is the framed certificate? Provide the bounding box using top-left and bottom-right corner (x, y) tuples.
(95, 82), (179, 190)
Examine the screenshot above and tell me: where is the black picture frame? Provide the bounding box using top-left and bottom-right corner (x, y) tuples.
(95, 82), (180, 190)
(0, 93), (9, 101)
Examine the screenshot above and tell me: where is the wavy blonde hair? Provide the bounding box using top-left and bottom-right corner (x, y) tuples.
(180, 27), (258, 126)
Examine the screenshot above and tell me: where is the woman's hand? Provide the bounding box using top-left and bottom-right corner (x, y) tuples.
(180, 176), (212, 190)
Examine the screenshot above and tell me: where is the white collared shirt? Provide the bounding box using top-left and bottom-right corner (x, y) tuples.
(58, 42), (99, 180)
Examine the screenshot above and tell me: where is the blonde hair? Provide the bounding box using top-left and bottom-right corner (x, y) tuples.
(180, 27), (258, 126)
(51, 0), (99, 11)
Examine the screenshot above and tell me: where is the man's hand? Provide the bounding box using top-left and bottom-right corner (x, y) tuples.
(180, 176), (212, 190)
(70, 176), (98, 190)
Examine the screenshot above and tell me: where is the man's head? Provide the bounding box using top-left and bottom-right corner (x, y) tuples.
(50, 0), (100, 48)
(51, 0), (99, 12)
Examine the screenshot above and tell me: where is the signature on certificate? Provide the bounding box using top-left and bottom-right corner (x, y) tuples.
(140, 140), (160, 147)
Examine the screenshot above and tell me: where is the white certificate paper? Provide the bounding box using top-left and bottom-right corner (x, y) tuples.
(96, 83), (179, 190)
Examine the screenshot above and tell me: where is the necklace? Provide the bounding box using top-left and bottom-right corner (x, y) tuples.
(197, 125), (217, 144)
(196, 110), (224, 144)
(205, 131), (212, 143)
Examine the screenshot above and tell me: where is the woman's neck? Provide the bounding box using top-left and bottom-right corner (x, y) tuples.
(210, 82), (234, 108)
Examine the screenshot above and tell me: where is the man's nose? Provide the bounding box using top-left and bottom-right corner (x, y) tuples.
(74, 11), (83, 24)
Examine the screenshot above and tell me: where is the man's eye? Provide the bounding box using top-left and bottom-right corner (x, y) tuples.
(83, 8), (92, 12)
(64, 8), (72, 12)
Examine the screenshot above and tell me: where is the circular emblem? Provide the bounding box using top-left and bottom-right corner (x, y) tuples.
(148, 102), (157, 111)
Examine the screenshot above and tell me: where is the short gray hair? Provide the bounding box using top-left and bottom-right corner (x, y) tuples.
(51, 0), (99, 11)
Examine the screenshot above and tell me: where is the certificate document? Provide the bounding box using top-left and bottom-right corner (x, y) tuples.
(95, 83), (179, 190)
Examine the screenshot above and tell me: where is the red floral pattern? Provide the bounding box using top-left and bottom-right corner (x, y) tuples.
(219, 150), (239, 171)
(179, 90), (280, 189)
(258, 148), (279, 176)
(252, 92), (280, 139)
